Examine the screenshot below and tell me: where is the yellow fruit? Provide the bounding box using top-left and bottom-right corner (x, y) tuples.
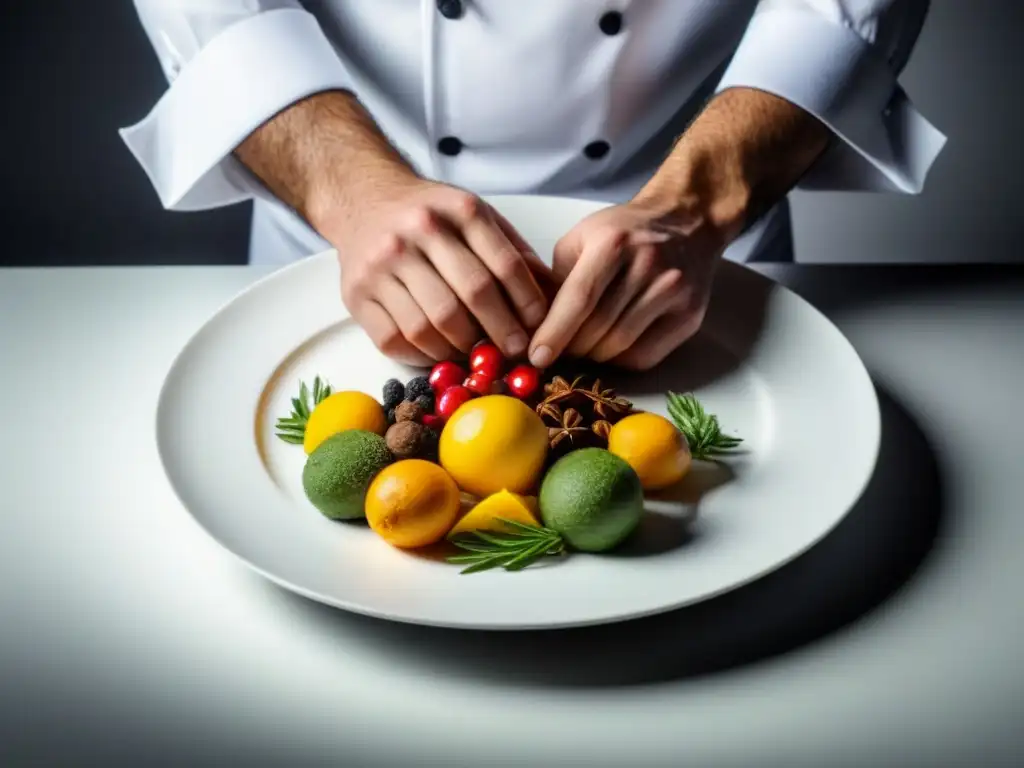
(448, 490), (540, 537)
(438, 395), (548, 497)
(607, 412), (691, 491)
(303, 391), (387, 454)
(365, 459), (462, 549)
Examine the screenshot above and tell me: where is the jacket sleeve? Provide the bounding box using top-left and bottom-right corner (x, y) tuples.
(715, 0), (946, 193)
(120, 1), (354, 211)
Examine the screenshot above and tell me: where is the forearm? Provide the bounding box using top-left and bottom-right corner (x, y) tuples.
(234, 90), (418, 234)
(634, 86), (831, 241)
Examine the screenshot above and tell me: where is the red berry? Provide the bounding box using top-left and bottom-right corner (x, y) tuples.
(436, 385), (474, 420)
(464, 372), (494, 397)
(469, 342), (504, 379)
(429, 361), (466, 393)
(422, 413), (443, 431)
(505, 364), (541, 399)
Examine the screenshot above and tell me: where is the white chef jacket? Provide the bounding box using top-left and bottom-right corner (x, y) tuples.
(121, 0), (946, 266)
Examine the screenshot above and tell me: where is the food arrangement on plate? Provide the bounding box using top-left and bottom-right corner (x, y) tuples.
(275, 341), (743, 574)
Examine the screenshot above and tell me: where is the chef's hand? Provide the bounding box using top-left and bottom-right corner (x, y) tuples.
(234, 91), (555, 367)
(332, 179), (555, 367)
(523, 86), (835, 372)
(527, 201), (725, 372)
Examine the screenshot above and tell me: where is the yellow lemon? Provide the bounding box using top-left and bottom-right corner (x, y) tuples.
(607, 412), (691, 491)
(439, 395), (548, 497)
(365, 460), (462, 549)
(303, 391), (387, 454)
(447, 490), (540, 537)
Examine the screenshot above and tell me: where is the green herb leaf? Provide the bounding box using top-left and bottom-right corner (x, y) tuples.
(274, 376), (332, 445)
(666, 391), (743, 461)
(460, 554), (518, 575)
(311, 376), (332, 406)
(446, 518), (565, 574)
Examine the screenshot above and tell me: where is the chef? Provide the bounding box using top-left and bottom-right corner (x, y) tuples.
(121, 0), (946, 371)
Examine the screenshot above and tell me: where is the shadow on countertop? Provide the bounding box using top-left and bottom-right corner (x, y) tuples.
(257, 379), (946, 687)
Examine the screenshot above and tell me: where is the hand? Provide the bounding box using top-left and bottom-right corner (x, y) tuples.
(324, 178), (555, 366)
(528, 200), (728, 371)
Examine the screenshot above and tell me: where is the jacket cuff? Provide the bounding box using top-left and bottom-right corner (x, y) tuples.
(716, 5), (946, 193)
(119, 8), (352, 211)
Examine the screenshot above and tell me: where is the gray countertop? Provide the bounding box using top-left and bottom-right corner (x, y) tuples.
(2, 264), (1022, 767)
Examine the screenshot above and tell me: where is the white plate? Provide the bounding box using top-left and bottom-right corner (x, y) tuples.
(157, 195), (879, 630)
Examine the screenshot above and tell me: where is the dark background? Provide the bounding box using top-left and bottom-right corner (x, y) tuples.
(1, 2), (252, 266)
(1, 1), (1021, 267)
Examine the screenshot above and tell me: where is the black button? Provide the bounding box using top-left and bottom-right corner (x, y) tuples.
(584, 140), (610, 160)
(599, 11), (623, 35)
(437, 136), (463, 156)
(437, 0), (463, 20)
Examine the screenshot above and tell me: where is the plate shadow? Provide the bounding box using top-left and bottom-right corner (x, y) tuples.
(610, 461), (736, 557)
(254, 381), (945, 688)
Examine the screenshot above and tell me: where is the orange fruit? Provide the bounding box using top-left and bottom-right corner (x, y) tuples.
(438, 395), (548, 497)
(303, 390), (387, 454)
(607, 412), (691, 491)
(364, 459), (462, 549)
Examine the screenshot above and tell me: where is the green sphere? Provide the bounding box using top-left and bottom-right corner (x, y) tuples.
(302, 430), (392, 520)
(539, 448), (644, 552)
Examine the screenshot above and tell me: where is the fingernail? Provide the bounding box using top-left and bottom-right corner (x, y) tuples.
(530, 345), (553, 368)
(506, 331), (528, 357)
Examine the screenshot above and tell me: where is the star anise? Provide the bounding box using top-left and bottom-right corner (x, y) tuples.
(543, 375), (592, 397)
(537, 400), (563, 426)
(577, 378), (634, 423)
(592, 395), (633, 423)
(537, 374), (634, 428)
(539, 375), (590, 410)
(584, 378), (617, 400)
(591, 420), (612, 440)
(542, 376), (573, 397)
(547, 408), (595, 451)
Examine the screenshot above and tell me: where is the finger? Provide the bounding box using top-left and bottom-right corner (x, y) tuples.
(609, 299), (706, 373)
(590, 268), (689, 363)
(551, 228), (583, 281)
(392, 248), (479, 354)
(611, 309), (703, 372)
(376, 277), (454, 362)
(488, 205), (537, 261)
(567, 244), (657, 358)
(353, 299), (436, 367)
(528, 256), (562, 305)
(528, 230), (626, 369)
(414, 216), (529, 358)
(459, 204), (548, 331)
(489, 204), (561, 289)
(490, 212), (563, 306)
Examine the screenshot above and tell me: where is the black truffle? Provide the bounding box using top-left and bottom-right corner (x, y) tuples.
(405, 376), (432, 401)
(382, 379), (405, 410)
(414, 393), (435, 414)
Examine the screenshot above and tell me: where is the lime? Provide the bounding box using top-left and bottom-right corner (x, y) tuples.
(538, 448), (644, 552)
(302, 430), (393, 520)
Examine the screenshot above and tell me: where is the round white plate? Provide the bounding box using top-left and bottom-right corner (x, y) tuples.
(157, 195), (879, 630)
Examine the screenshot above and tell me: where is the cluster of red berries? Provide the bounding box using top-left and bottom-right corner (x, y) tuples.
(429, 342), (543, 422)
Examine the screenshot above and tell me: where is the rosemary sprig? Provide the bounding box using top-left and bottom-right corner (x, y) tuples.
(666, 391), (743, 461)
(447, 518), (565, 574)
(275, 376), (332, 444)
